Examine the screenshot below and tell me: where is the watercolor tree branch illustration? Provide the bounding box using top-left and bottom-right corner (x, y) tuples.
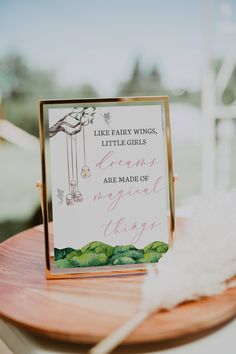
(49, 107), (96, 138)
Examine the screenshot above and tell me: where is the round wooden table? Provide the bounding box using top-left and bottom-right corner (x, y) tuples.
(1, 221), (236, 347)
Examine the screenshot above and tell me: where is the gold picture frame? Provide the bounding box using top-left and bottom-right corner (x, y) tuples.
(38, 96), (175, 279)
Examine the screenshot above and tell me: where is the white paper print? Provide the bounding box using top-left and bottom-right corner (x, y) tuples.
(48, 104), (169, 268)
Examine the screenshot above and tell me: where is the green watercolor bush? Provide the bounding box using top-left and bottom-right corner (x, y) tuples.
(54, 241), (168, 269)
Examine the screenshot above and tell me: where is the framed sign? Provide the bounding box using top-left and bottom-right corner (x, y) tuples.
(39, 96), (175, 279)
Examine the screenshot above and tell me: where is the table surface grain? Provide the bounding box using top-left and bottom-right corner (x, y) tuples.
(1, 220), (236, 346)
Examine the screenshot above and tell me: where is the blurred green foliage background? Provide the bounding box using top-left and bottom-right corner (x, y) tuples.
(1, 0), (236, 242)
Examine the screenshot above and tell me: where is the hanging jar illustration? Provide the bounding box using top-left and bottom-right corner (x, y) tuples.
(81, 125), (91, 178)
(66, 192), (74, 206)
(70, 179), (77, 197)
(66, 180), (83, 205)
(71, 180), (83, 202)
(73, 191), (83, 203)
(81, 165), (90, 178)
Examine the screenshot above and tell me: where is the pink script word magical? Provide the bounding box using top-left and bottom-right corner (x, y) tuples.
(93, 176), (163, 211)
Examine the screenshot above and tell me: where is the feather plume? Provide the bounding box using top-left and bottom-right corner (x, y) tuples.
(141, 190), (236, 312)
(89, 190), (236, 354)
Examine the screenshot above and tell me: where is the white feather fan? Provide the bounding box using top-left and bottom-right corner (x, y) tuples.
(90, 190), (236, 354)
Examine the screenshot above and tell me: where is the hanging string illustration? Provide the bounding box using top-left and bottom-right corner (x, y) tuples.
(65, 121), (83, 205)
(81, 125), (90, 178)
(49, 107), (96, 206)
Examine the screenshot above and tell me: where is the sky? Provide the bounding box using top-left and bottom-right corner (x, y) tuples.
(0, 0), (235, 95)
